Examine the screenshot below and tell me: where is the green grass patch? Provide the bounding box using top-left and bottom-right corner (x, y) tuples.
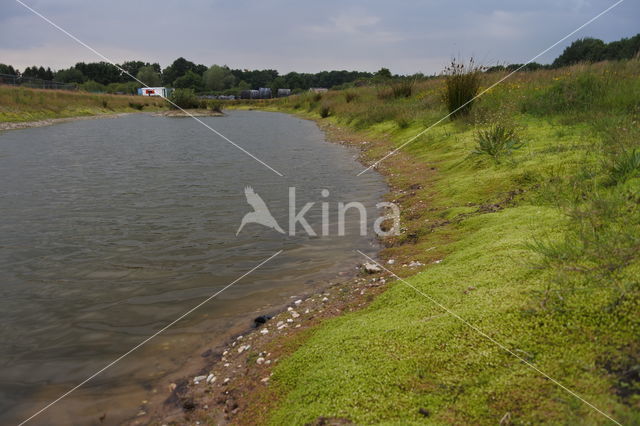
(240, 60), (640, 425)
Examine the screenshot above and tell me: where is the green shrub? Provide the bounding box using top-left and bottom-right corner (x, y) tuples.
(472, 124), (523, 161)
(209, 101), (223, 113)
(320, 104), (331, 118)
(443, 58), (483, 118)
(312, 92), (323, 102)
(169, 88), (199, 109)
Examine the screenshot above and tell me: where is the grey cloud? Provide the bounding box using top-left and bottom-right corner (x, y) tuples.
(0, 0), (637, 74)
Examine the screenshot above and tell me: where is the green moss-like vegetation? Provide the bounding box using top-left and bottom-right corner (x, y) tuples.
(237, 60), (640, 424)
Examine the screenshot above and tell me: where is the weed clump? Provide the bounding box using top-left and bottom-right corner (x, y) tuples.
(392, 80), (414, 98)
(320, 104), (332, 118)
(472, 124), (523, 161)
(443, 58), (483, 118)
(377, 81), (414, 101)
(344, 91), (359, 103)
(609, 149), (640, 185)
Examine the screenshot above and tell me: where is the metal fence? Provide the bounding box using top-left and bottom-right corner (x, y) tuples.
(0, 73), (78, 91)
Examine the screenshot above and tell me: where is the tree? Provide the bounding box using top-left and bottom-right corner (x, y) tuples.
(120, 60), (160, 80)
(235, 80), (251, 91)
(80, 80), (106, 93)
(55, 68), (86, 83)
(136, 65), (162, 86)
(553, 38), (606, 67)
(0, 64), (17, 75)
(374, 67), (392, 80)
(74, 61), (122, 85)
(269, 76), (287, 92)
(603, 34), (640, 60)
(203, 65), (236, 91)
(162, 57), (197, 85)
(173, 70), (202, 91)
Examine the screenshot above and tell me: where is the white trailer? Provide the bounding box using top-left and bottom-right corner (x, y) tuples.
(137, 87), (172, 97)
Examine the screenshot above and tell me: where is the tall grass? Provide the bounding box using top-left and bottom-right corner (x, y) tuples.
(0, 85), (167, 122)
(391, 80), (414, 98)
(269, 60), (639, 138)
(443, 58), (483, 118)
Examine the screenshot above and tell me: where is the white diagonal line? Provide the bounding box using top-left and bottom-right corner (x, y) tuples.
(15, 0), (284, 177)
(18, 249), (283, 425)
(357, 0), (626, 176)
(356, 250), (621, 425)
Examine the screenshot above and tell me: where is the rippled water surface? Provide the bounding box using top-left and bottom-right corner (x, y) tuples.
(0, 110), (386, 424)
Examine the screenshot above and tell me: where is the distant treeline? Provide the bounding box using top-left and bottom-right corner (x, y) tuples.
(487, 34), (640, 72)
(1, 34), (637, 95)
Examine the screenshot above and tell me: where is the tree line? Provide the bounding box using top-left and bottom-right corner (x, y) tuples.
(0, 57), (375, 95)
(0, 34), (637, 95)
(486, 34), (639, 72)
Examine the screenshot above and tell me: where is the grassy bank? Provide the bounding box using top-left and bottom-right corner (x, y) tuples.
(0, 85), (168, 122)
(234, 61), (640, 424)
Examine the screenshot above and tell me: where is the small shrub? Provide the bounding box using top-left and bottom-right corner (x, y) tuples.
(472, 124), (523, 161)
(443, 58), (483, 118)
(209, 101), (223, 113)
(344, 91), (359, 103)
(101, 99), (109, 108)
(320, 104), (331, 118)
(392, 80), (414, 98)
(312, 93), (323, 102)
(128, 101), (144, 110)
(169, 88), (199, 109)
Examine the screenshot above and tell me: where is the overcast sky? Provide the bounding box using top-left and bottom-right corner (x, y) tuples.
(1, 0), (638, 74)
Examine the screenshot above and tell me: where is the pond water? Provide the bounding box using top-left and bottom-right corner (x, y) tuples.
(0, 110), (386, 425)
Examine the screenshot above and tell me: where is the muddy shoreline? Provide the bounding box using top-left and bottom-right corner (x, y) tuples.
(136, 115), (434, 425)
